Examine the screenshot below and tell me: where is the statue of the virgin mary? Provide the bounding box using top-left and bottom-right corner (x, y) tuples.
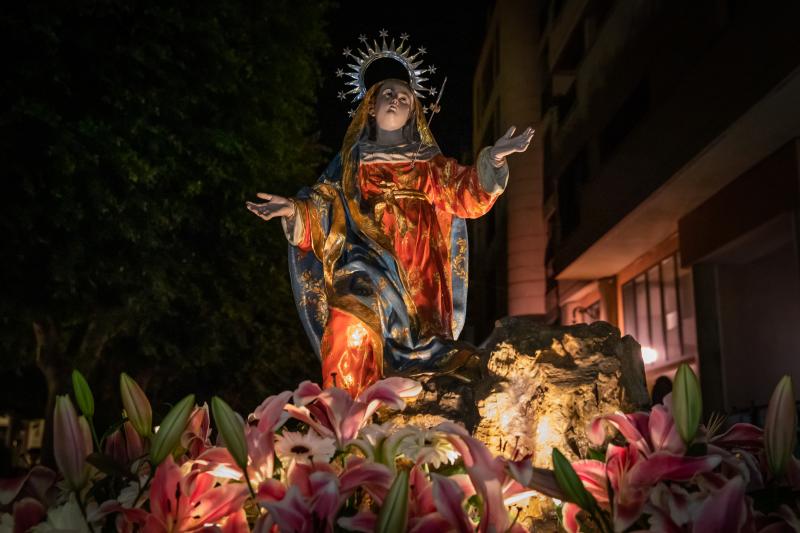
(247, 33), (533, 397)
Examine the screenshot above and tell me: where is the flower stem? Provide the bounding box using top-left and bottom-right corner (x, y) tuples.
(243, 466), (257, 500)
(88, 416), (101, 452)
(134, 466), (155, 508)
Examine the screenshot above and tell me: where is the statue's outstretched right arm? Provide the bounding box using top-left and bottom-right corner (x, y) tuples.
(246, 192), (312, 251)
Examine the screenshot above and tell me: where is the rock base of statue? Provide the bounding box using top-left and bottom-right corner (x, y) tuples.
(380, 316), (649, 530)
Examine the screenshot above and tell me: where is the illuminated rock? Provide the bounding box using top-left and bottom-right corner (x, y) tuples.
(474, 317), (648, 466)
(385, 317), (648, 529)
(391, 318), (648, 462)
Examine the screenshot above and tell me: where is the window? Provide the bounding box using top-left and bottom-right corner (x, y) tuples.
(621, 253), (695, 368)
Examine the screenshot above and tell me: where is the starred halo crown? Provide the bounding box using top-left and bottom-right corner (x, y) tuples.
(337, 30), (440, 114)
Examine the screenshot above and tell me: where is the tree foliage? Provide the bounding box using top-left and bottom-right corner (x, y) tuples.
(0, 0), (330, 423)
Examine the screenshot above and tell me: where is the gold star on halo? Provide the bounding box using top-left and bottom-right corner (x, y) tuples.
(358, 34), (367, 43)
(428, 65), (436, 74)
(400, 33), (409, 40)
(335, 68), (344, 78)
(418, 46), (426, 55)
(342, 47), (351, 56)
(429, 87), (437, 96)
(337, 91), (346, 101)
(347, 109), (355, 117)
(379, 29), (389, 38)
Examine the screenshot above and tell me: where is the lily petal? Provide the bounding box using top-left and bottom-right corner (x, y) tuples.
(340, 456), (393, 504)
(337, 511), (377, 532)
(628, 452), (721, 487)
(690, 476), (746, 533)
(571, 459), (610, 505)
(11, 497), (46, 532)
(710, 423), (763, 450)
(252, 391), (293, 433)
(649, 405), (685, 455)
(562, 503), (582, 533)
(431, 473), (472, 532)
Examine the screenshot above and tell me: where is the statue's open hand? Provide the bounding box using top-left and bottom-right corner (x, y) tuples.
(246, 193), (295, 221)
(489, 126), (535, 162)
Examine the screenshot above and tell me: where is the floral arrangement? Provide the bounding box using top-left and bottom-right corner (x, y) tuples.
(0, 364), (797, 532)
(552, 365), (800, 532)
(0, 373), (561, 532)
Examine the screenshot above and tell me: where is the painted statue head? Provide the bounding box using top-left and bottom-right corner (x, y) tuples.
(365, 78), (420, 143)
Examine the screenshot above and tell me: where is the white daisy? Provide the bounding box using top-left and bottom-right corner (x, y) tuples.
(397, 429), (460, 469)
(274, 430), (336, 466)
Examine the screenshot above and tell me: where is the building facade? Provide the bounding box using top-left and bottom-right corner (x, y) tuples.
(470, 0), (800, 415)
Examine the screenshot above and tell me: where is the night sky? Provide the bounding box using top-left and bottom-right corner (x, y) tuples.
(314, 1), (494, 167)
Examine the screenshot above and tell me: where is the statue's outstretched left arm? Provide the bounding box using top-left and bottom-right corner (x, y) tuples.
(428, 125), (534, 218)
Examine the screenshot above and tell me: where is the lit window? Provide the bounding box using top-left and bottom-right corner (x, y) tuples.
(621, 253), (696, 367)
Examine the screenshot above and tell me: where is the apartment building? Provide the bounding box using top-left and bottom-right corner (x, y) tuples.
(471, 0), (800, 415)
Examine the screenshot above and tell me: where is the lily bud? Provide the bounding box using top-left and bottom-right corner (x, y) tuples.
(71, 370), (94, 419)
(150, 394), (195, 465)
(765, 375), (797, 478)
(672, 364), (702, 444)
(53, 395), (88, 490)
(552, 448), (596, 512)
(120, 373), (152, 438)
(211, 397), (248, 471)
(376, 469), (409, 533)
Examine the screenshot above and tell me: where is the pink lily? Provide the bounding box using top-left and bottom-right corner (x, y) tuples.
(104, 421), (145, 467)
(690, 476), (748, 532)
(568, 443), (720, 531)
(255, 456), (393, 533)
(245, 391), (293, 485)
(0, 465), (57, 508)
(215, 509), (250, 533)
(437, 421), (514, 533)
(10, 497), (46, 532)
(139, 455), (249, 532)
(256, 464), (340, 533)
(285, 378), (422, 447)
(644, 482), (692, 532)
(181, 403), (211, 459)
(587, 402), (684, 456)
(356, 464), (476, 533)
(709, 422), (763, 451)
(407, 472), (476, 533)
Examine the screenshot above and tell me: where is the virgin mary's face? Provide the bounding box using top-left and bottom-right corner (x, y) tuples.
(372, 80), (414, 132)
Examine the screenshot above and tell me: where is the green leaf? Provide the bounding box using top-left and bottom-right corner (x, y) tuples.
(71, 369), (94, 419)
(552, 448), (596, 512)
(672, 364), (702, 444)
(150, 394), (195, 465)
(211, 396), (248, 471)
(376, 469), (409, 533)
